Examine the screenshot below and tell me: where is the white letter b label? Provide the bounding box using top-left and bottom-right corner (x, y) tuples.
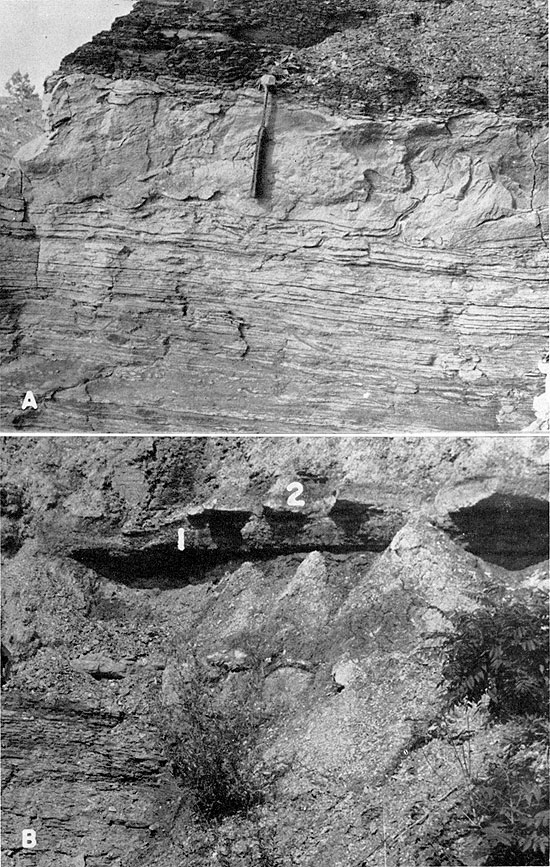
(22, 829), (36, 848)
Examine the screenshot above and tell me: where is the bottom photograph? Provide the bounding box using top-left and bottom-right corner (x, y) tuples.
(1, 436), (549, 867)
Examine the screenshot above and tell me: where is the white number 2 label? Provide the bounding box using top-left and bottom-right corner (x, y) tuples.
(286, 482), (305, 507)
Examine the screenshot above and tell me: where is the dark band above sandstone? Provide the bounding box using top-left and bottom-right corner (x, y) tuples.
(58, 0), (548, 118)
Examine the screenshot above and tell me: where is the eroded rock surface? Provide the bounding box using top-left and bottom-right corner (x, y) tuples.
(1, 437), (548, 866)
(0, 0), (547, 431)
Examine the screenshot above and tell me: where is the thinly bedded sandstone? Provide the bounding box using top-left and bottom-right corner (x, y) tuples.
(0, 0), (547, 431)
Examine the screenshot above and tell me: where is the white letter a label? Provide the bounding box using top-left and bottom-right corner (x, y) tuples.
(21, 391), (38, 410)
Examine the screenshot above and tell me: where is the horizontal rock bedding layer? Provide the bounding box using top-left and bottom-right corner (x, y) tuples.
(1, 75), (547, 430)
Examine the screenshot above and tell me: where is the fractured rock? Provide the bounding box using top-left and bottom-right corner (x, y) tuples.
(70, 654), (127, 679)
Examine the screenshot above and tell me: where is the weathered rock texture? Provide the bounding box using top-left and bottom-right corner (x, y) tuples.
(0, 0), (547, 431)
(1, 436), (548, 866)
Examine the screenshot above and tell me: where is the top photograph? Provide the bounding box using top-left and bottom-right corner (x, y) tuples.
(0, 0), (548, 433)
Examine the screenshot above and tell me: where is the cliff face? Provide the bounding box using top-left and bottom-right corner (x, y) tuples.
(0, 0), (548, 432)
(1, 437), (548, 866)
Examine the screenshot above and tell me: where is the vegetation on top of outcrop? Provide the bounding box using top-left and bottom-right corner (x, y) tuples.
(57, 0), (548, 118)
(0, 72), (42, 180)
(5, 70), (37, 103)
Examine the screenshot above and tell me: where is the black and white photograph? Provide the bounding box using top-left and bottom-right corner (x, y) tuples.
(0, 0), (548, 431)
(1, 436), (549, 866)
(0, 2), (548, 866)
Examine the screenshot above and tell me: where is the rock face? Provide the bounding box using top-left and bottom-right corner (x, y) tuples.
(1, 436), (548, 866)
(0, 0), (548, 432)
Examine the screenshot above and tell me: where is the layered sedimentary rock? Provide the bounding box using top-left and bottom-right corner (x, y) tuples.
(1, 437), (548, 866)
(0, 0), (547, 431)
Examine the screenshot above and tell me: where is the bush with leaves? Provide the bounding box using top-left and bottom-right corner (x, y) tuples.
(158, 655), (270, 822)
(440, 583), (548, 721)
(436, 582), (550, 864)
(469, 716), (549, 865)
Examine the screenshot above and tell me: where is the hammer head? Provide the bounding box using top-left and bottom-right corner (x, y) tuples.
(259, 74), (277, 91)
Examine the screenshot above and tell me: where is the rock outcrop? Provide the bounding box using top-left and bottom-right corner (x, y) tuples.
(1, 436), (548, 866)
(0, 0), (547, 431)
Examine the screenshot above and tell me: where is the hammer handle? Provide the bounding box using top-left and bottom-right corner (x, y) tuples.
(250, 125), (268, 199)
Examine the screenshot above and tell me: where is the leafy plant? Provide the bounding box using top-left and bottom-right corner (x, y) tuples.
(411, 711), (549, 866)
(436, 583), (550, 864)
(440, 584), (548, 720)
(439, 698), (490, 819)
(471, 716), (549, 865)
(158, 655), (270, 822)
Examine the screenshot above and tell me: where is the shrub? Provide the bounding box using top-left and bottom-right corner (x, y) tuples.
(437, 582), (549, 864)
(471, 716), (549, 865)
(412, 711), (549, 866)
(159, 655), (269, 822)
(440, 584), (548, 721)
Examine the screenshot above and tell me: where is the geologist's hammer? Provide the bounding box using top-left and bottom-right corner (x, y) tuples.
(250, 74), (276, 199)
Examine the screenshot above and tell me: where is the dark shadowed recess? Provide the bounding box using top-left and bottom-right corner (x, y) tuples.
(71, 540), (386, 589)
(446, 494), (549, 570)
(70, 500), (404, 588)
(1, 642), (12, 685)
